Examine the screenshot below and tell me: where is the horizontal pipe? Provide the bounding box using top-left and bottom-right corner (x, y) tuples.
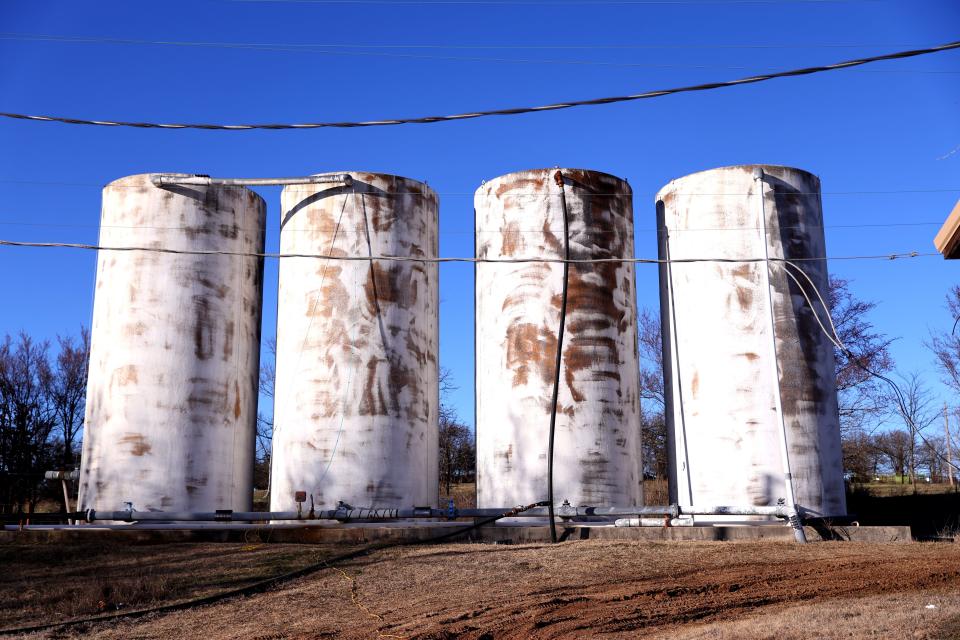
(678, 505), (790, 517)
(8, 504), (792, 525)
(150, 174), (353, 187)
(614, 518), (671, 527)
(2, 522), (480, 532)
(86, 505), (681, 522)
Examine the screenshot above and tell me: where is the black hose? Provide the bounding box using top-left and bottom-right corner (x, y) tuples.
(546, 170), (571, 545)
(0, 501), (549, 636)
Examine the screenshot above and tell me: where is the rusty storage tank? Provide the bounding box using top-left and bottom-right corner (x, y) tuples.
(475, 168), (643, 509)
(270, 172), (439, 511)
(656, 165), (846, 521)
(78, 173), (266, 513)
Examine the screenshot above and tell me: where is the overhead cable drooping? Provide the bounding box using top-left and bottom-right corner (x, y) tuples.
(0, 40), (957, 131)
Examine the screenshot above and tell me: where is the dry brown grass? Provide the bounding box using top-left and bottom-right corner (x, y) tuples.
(656, 591), (960, 640)
(8, 539), (960, 639)
(439, 482), (476, 509)
(0, 540), (352, 630)
(643, 478), (670, 505)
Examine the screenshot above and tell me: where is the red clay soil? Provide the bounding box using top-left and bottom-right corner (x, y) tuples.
(20, 540), (960, 639)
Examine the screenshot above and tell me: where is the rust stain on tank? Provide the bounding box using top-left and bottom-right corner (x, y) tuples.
(501, 220), (523, 256)
(359, 357), (388, 416)
(495, 177), (544, 198)
(197, 276), (229, 299)
(562, 336), (619, 402)
(368, 193), (396, 233)
(118, 433), (152, 456)
(218, 222), (239, 239)
(307, 263), (349, 318)
(114, 364), (139, 386)
(123, 321), (147, 337)
(234, 380), (242, 420)
(542, 218), (561, 254)
(223, 321), (235, 361)
(365, 262), (413, 312)
(193, 296), (214, 360)
(505, 322), (558, 386)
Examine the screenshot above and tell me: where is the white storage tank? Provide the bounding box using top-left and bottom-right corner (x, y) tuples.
(475, 168), (643, 509)
(657, 164), (846, 520)
(270, 172), (439, 511)
(78, 173), (266, 513)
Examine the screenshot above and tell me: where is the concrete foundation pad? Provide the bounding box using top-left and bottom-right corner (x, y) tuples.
(0, 523), (911, 545)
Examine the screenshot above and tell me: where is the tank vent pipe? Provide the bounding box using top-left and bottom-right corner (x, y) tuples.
(150, 174), (353, 187)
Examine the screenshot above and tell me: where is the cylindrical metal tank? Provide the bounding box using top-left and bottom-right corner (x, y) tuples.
(475, 168), (643, 509)
(270, 172), (439, 511)
(656, 164), (846, 520)
(78, 173), (266, 513)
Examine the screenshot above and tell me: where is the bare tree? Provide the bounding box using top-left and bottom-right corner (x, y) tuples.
(44, 328), (89, 470)
(929, 285), (960, 395)
(637, 309), (664, 408)
(256, 337), (276, 462)
(841, 430), (885, 482)
(438, 367), (475, 496)
(637, 309), (668, 479)
(887, 371), (937, 488)
(829, 276), (894, 436)
(254, 338), (276, 491)
(875, 429), (911, 483)
(917, 434), (948, 483)
(0, 333), (57, 513)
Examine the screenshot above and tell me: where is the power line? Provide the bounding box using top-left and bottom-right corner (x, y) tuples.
(0, 179), (957, 196)
(228, 0), (878, 5)
(1, 40), (957, 131)
(0, 238), (933, 263)
(0, 32), (928, 51)
(781, 260), (960, 474)
(0, 219), (945, 233)
(3, 33), (955, 74)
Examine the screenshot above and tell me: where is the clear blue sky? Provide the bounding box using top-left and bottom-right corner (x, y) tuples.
(0, 0), (958, 431)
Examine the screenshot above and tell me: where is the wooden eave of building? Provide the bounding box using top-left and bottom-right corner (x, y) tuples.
(935, 199), (960, 259)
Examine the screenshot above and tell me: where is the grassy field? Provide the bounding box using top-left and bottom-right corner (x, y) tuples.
(850, 481), (958, 497)
(2, 539), (959, 638)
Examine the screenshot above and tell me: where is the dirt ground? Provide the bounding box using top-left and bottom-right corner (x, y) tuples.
(3, 539), (960, 639)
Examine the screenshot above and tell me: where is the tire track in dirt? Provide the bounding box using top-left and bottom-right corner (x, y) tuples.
(408, 555), (960, 639)
(33, 541), (960, 640)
